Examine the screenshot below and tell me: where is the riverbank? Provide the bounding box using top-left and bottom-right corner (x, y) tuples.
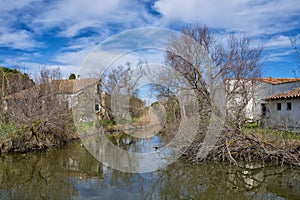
(187, 127), (300, 167)
(0, 113), (79, 154)
(1, 115), (300, 167)
(97, 117), (300, 167)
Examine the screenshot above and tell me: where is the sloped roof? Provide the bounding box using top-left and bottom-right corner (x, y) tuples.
(52, 78), (99, 94)
(225, 77), (300, 85)
(4, 78), (100, 100)
(259, 78), (300, 85)
(264, 88), (300, 101)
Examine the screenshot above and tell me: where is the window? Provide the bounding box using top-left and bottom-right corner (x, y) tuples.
(287, 102), (292, 110)
(277, 103), (281, 111)
(95, 104), (100, 111)
(261, 103), (266, 116)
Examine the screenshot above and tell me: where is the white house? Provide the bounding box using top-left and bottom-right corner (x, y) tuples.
(227, 77), (300, 129)
(246, 78), (300, 119)
(240, 78), (300, 131)
(262, 87), (300, 131)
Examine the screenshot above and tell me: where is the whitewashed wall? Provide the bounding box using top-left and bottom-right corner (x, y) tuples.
(251, 81), (300, 121)
(265, 99), (300, 131)
(227, 80), (300, 124)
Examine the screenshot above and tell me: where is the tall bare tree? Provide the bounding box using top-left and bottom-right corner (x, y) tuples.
(100, 61), (145, 121)
(166, 24), (263, 132)
(223, 33), (263, 130)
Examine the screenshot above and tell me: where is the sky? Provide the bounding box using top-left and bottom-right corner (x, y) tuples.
(0, 0), (300, 78)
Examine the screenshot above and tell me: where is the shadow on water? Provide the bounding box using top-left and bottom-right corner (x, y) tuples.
(0, 138), (299, 200)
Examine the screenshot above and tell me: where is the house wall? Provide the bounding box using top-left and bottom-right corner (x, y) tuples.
(251, 81), (300, 121)
(57, 92), (81, 109)
(264, 99), (300, 131)
(226, 80), (300, 123)
(226, 79), (258, 121)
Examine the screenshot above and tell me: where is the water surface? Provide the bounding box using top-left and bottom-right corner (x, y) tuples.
(0, 141), (299, 200)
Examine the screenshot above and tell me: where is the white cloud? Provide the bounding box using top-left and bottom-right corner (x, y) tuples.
(263, 35), (292, 49)
(30, 0), (156, 37)
(0, 0), (38, 12)
(0, 0), (158, 51)
(153, 0), (300, 69)
(264, 49), (295, 62)
(153, 0), (300, 35)
(1, 0), (299, 78)
(54, 47), (93, 68)
(54, 27), (175, 78)
(0, 0), (42, 49)
(0, 29), (41, 49)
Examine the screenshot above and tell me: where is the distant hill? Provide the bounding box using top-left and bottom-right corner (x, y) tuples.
(0, 67), (35, 96)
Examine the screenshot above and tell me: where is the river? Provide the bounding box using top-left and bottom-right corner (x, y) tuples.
(0, 139), (299, 200)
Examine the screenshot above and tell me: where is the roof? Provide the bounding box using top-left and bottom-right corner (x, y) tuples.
(259, 78), (300, 85)
(4, 78), (100, 100)
(264, 88), (300, 101)
(52, 78), (99, 94)
(225, 77), (300, 85)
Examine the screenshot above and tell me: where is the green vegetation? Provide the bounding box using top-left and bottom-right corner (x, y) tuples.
(0, 122), (20, 137)
(99, 120), (115, 128)
(249, 127), (300, 141)
(69, 73), (76, 79)
(76, 121), (94, 133)
(245, 122), (300, 141)
(0, 66), (35, 96)
(244, 122), (259, 129)
(0, 67), (78, 154)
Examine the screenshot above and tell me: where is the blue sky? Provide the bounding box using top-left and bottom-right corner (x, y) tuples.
(0, 0), (300, 78)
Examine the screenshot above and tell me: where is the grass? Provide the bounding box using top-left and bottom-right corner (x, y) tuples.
(76, 121), (94, 133)
(259, 128), (300, 141)
(245, 124), (300, 141)
(244, 122), (259, 129)
(98, 120), (115, 128)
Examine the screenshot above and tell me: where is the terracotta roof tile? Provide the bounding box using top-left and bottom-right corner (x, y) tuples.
(264, 88), (300, 101)
(259, 78), (300, 85)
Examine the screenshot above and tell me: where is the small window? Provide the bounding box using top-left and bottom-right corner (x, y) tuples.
(277, 103), (281, 111)
(287, 102), (292, 110)
(261, 103), (266, 116)
(95, 104), (100, 111)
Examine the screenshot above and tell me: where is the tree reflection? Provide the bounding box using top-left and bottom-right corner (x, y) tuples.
(0, 153), (77, 200)
(0, 142), (103, 200)
(0, 142), (299, 200)
(144, 160), (300, 200)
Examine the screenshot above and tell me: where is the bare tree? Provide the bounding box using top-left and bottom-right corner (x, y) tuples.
(223, 33), (263, 130)
(2, 68), (76, 152)
(100, 61), (145, 121)
(166, 24), (263, 133)
(163, 24), (266, 162)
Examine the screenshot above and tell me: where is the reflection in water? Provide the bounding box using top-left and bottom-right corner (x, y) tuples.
(0, 141), (299, 200)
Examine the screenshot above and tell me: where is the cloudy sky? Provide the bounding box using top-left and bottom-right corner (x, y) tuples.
(0, 0), (300, 78)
